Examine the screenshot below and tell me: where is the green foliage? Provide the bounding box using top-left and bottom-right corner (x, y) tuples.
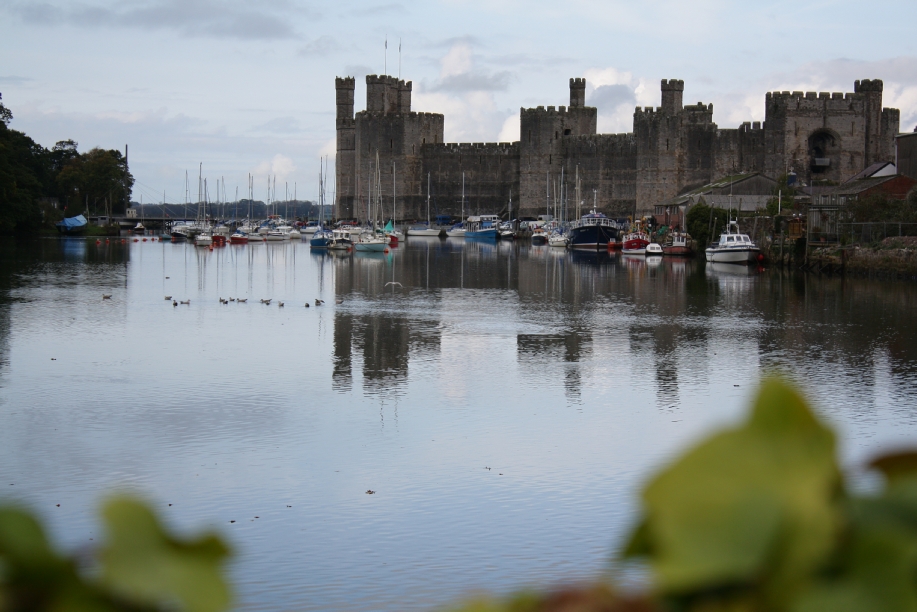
(0, 496), (231, 612)
(0, 95), (133, 234)
(686, 203), (728, 250)
(845, 193), (917, 225)
(766, 174), (799, 217)
(450, 378), (917, 612)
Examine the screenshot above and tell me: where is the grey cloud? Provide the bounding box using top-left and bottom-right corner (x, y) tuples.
(298, 35), (341, 57)
(767, 56), (917, 91)
(430, 71), (513, 93)
(588, 84), (636, 110)
(9, 0), (308, 40)
(360, 3), (405, 16)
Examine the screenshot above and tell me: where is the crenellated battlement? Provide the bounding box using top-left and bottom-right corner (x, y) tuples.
(335, 76), (355, 89)
(660, 79), (684, 92)
(855, 79), (884, 93)
(429, 142), (519, 154)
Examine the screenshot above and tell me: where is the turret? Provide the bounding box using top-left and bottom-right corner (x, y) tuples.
(660, 79), (684, 115)
(335, 76), (355, 124)
(569, 78), (586, 108)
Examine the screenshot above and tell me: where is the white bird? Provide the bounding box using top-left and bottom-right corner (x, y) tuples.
(179, 299), (190, 305)
(237, 298), (247, 303)
(315, 299), (324, 305)
(261, 299), (272, 305)
(335, 298), (344, 305)
(384, 282), (403, 288)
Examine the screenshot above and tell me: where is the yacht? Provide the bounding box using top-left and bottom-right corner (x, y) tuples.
(445, 222), (466, 237)
(705, 221), (760, 264)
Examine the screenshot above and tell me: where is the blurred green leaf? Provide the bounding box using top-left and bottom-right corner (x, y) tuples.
(99, 498), (231, 612)
(624, 379), (840, 606)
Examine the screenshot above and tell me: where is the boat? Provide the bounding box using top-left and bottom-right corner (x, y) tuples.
(646, 242), (663, 255)
(447, 172), (468, 238)
(211, 234), (227, 247)
(55, 214), (87, 235)
(567, 211), (617, 250)
(229, 230), (249, 244)
(132, 222), (146, 235)
(328, 228), (353, 250)
(301, 221), (320, 235)
(705, 220), (760, 264)
(548, 228), (568, 248)
(464, 215), (499, 240)
(383, 220), (401, 245)
(288, 227), (302, 240)
(407, 174), (443, 237)
(498, 221), (517, 240)
(310, 159), (334, 248)
(621, 219), (650, 254)
(531, 226), (548, 244)
(266, 228), (287, 241)
(445, 222), (465, 238)
(194, 231), (213, 247)
(663, 232), (694, 256)
(353, 231), (387, 252)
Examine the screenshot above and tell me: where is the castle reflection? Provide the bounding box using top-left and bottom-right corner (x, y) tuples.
(326, 238), (917, 411)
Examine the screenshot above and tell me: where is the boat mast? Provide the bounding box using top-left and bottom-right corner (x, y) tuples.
(427, 172), (430, 225)
(461, 172), (465, 220)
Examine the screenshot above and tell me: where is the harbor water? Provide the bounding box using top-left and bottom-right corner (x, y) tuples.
(2, 236), (917, 610)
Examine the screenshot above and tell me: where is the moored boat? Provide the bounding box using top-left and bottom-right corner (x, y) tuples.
(663, 232), (694, 256)
(621, 220), (650, 254)
(705, 220), (760, 264)
(567, 210), (618, 250)
(229, 230), (249, 244)
(55, 214), (88, 236)
(646, 242), (663, 255)
(464, 215), (499, 240)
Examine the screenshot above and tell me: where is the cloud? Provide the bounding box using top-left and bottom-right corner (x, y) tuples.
(497, 114), (519, 142)
(254, 154), (297, 184)
(8, 0), (304, 40)
(583, 66), (646, 134)
(298, 35), (341, 57)
(426, 41), (514, 93)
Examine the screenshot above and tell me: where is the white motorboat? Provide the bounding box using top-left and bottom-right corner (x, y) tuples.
(194, 232), (213, 247)
(288, 228), (302, 240)
(328, 228), (353, 250)
(646, 242), (663, 255)
(407, 223), (442, 237)
(705, 220), (760, 264)
(548, 229), (567, 248)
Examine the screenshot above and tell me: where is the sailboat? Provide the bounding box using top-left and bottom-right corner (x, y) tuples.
(194, 169), (213, 247)
(407, 174), (443, 237)
(354, 152), (388, 252)
(310, 158), (334, 249)
(445, 172), (467, 237)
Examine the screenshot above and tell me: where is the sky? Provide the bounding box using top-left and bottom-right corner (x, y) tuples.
(2, 0), (916, 205)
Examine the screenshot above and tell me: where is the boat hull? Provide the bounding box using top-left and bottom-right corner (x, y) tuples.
(568, 224), (616, 250)
(705, 247), (760, 264)
(406, 228), (442, 237)
(465, 229), (497, 240)
(663, 245), (693, 256)
(354, 241), (387, 252)
(229, 234), (248, 244)
(622, 237), (649, 254)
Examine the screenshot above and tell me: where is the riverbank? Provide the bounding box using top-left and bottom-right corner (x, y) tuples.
(766, 236), (917, 280)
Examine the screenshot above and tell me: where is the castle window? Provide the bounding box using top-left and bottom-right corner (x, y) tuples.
(555, 131), (558, 140)
(666, 139), (669, 151)
(528, 131), (532, 143)
(412, 145), (415, 154)
(564, 129), (571, 136)
(390, 139), (393, 150)
(423, 138), (426, 144)
(549, 155), (552, 164)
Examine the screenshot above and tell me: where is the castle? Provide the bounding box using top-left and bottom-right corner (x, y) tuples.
(335, 74), (900, 220)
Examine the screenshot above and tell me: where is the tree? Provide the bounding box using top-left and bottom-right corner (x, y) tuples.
(0, 93), (12, 127)
(57, 148), (133, 215)
(765, 173), (799, 216)
(686, 201), (729, 249)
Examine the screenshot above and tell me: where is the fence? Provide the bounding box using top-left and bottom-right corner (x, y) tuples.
(834, 222), (917, 245)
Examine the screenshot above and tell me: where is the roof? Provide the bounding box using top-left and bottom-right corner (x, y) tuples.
(822, 175), (899, 196)
(845, 161), (896, 182)
(677, 172), (773, 198)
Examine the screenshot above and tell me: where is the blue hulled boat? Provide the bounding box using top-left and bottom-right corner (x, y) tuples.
(567, 210), (619, 250)
(463, 215), (499, 240)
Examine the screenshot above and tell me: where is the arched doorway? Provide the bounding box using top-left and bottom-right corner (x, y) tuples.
(808, 129), (840, 175)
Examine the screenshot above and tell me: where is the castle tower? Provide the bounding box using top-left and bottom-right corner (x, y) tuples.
(855, 79), (885, 166)
(660, 79), (684, 115)
(569, 78), (586, 108)
(335, 77), (356, 218)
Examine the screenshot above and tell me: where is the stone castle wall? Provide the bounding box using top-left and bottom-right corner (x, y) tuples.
(335, 73), (900, 220)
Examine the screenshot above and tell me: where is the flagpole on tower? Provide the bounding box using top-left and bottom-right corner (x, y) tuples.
(384, 36), (387, 75)
(399, 39), (402, 79)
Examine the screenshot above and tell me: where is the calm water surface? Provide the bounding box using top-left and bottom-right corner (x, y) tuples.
(2, 237), (917, 610)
